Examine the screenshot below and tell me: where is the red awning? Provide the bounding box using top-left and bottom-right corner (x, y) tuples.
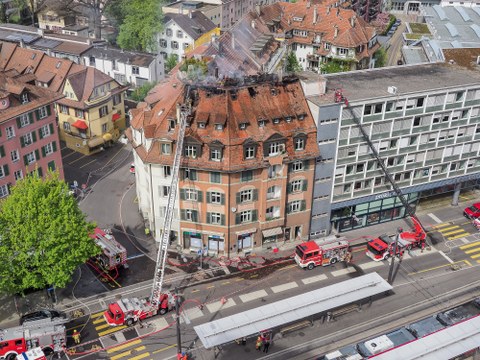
(72, 119), (88, 130)
(112, 113), (121, 122)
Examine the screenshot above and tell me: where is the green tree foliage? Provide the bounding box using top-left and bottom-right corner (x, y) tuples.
(374, 48), (387, 68)
(0, 171), (100, 295)
(320, 60), (351, 74)
(165, 54), (178, 73)
(285, 52), (302, 72)
(0, 2), (7, 23)
(130, 82), (156, 102)
(117, 0), (163, 52)
(179, 58), (208, 80)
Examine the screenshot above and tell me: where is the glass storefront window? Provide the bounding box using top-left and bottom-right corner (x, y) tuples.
(369, 200), (382, 212)
(367, 212), (380, 225)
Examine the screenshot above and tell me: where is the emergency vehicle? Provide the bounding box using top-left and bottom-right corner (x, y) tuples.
(90, 228), (127, 271)
(0, 321), (66, 360)
(15, 347), (46, 360)
(294, 240), (351, 270)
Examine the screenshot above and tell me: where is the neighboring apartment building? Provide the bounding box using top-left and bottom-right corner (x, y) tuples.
(300, 63), (480, 237)
(0, 72), (64, 198)
(158, 11), (217, 62)
(128, 76), (319, 255)
(82, 46), (165, 88)
(0, 41), (128, 155)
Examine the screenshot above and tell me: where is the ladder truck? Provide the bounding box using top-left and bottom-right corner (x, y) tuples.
(104, 91), (191, 327)
(334, 90), (427, 247)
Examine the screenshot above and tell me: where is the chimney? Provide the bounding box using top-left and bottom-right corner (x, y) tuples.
(19, 38), (25, 48)
(334, 25), (338, 38)
(350, 15), (356, 27)
(251, 20), (256, 29)
(313, 5), (317, 24)
(214, 67), (219, 78)
(336, 8), (340, 16)
(255, 3), (261, 15)
(189, 10), (193, 19)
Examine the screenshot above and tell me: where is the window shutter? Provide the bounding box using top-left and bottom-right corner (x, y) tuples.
(23, 155), (28, 166)
(252, 210), (258, 222)
(37, 167), (43, 177)
(302, 180), (308, 191)
(288, 163), (293, 173)
(236, 192), (241, 204)
(287, 183), (292, 194)
(3, 165), (9, 176)
(39, 128), (44, 139)
(221, 214), (225, 225)
(206, 212), (211, 224)
(179, 189), (186, 200)
(235, 213), (241, 224)
(48, 161), (56, 171)
(52, 141), (57, 152)
(31, 131), (37, 143)
(252, 189), (258, 201)
(220, 194), (225, 205)
(192, 170), (197, 181)
(287, 203), (291, 214)
(197, 190), (203, 202)
(35, 149), (40, 161)
(304, 160), (309, 170)
(28, 112), (34, 124)
(46, 105), (51, 116)
(49, 123), (54, 134)
(20, 136), (25, 148)
(301, 200), (306, 211)
(192, 210), (198, 222)
(206, 192), (211, 203)
(41, 146), (46, 157)
(0, 146), (4, 158)
(35, 109), (40, 121)
(180, 210), (186, 220)
(16, 117), (21, 128)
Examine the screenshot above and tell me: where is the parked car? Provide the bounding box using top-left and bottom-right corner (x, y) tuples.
(129, 164), (135, 174)
(395, 19), (401, 25)
(464, 203), (480, 219)
(20, 309), (67, 325)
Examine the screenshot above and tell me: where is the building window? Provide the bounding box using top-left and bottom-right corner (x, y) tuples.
(101, 123), (107, 133)
(324, 42), (331, 49)
(22, 133), (34, 146)
(40, 124), (51, 138)
(291, 161), (304, 172)
(210, 191), (222, 204)
(6, 126), (15, 139)
(183, 43), (190, 50)
(240, 210), (252, 223)
(163, 166), (171, 177)
(184, 189), (198, 201)
(21, 92), (29, 104)
(99, 105), (108, 118)
(210, 148), (222, 161)
(161, 143), (171, 154)
(241, 170), (253, 182)
(210, 172), (221, 183)
(19, 114), (30, 128)
(210, 212), (222, 225)
(290, 179), (303, 192)
(240, 189), (253, 203)
(0, 184), (8, 198)
(44, 143), (54, 156)
(184, 168), (197, 180)
(166, 29), (173, 36)
(185, 145), (197, 158)
(266, 206), (280, 219)
(26, 151), (36, 164)
(10, 150), (19, 162)
(288, 200), (304, 213)
(60, 105), (69, 114)
(177, 30), (183, 38)
(162, 186), (170, 197)
(183, 209), (198, 222)
(38, 106), (48, 119)
(268, 141), (284, 156)
(132, 66), (140, 75)
(338, 48), (348, 55)
(171, 41), (179, 49)
(160, 39), (167, 48)
(294, 137), (305, 151)
(14, 170), (23, 181)
(245, 146), (255, 159)
(63, 122), (71, 132)
(113, 94), (121, 106)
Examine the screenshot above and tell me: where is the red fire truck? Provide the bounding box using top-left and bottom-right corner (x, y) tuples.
(90, 228), (127, 271)
(15, 347), (47, 360)
(0, 321), (66, 360)
(104, 294), (175, 326)
(295, 240), (351, 270)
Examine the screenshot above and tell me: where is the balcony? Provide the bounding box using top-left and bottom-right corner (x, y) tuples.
(450, 119), (468, 127)
(443, 155), (460, 162)
(445, 102), (463, 110)
(362, 114), (383, 122)
(431, 122), (451, 130)
(384, 111), (403, 119)
(425, 105), (444, 112)
(419, 142), (437, 151)
(464, 99), (480, 107)
(405, 108), (425, 116)
(437, 139), (455, 147)
(392, 128), (412, 136)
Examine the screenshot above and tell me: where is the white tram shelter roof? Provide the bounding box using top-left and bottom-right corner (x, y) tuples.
(371, 314), (480, 360)
(194, 272), (392, 349)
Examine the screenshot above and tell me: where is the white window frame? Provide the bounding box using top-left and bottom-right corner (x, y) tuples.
(288, 200), (302, 213)
(26, 151), (36, 164)
(185, 209), (194, 221)
(60, 105), (68, 114)
(21, 92), (29, 104)
(210, 212), (221, 225)
(14, 169), (23, 181)
(211, 148), (222, 161)
(40, 124), (51, 138)
(75, 109), (84, 119)
(240, 210), (252, 223)
(292, 161), (304, 172)
(240, 189), (253, 202)
(268, 141), (283, 156)
(44, 143), (54, 156)
(38, 106), (48, 119)
(185, 145), (197, 158)
(291, 179), (303, 192)
(210, 191), (222, 204)
(10, 149), (19, 162)
(245, 146), (255, 159)
(163, 165), (171, 177)
(0, 184), (8, 198)
(162, 186), (170, 197)
(63, 122), (71, 132)
(294, 137), (305, 151)
(132, 66), (140, 75)
(185, 189), (198, 201)
(23, 133), (33, 146)
(161, 143), (171, 154)
(6, 126), (15, 139)
(338, 47), (348, 55)
(19, 114), (30, 127)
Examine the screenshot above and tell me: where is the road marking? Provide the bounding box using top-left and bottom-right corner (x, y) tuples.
(271, 281), (298, 293)
(437, 225), (458, 232)
(152, 344), (176, 354)
(442, 229), (465, 236)
(301, 274), (328, 285)
(206, 285), (215, 289)
(353, 246), (366, 253)
(97, 325), (127, 337)
(222, 281), (231, 285)
(95, 323), (111, 331)
(66, 323), (86, 331)
(359, 261), (385, 270)
(433, 223), (452, 229)
(448, 234), (469, 241)
(110, 346), (146, 360)
(150, 317), (169, 330)
(190, 289), (200, 293)
(471, 253), (480, 259)
(91, 311), (105, 319)
(107, 340), (142, 354)
(79, 159), (97, 168)
(93, 317), (105, 324)
(206, 298), (237, 313)
(279, 264), (296, 271)
(427, 213), (442, 224)
(460, 241), (480, 249)
(239, 289), (268, 303)
(128, 352), (150, 360)
(439, 251), (454, 264)
(331, 268), (357, 277)
(115, 331), (126, 342)
(68, 156), (87, 165)
(465, 247), (480, 254)
(180, 307), (204, 322)
(408, 260), (471, 275)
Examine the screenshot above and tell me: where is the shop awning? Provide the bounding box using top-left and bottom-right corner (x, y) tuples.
(235, 228), (257, 236)
(262, 227), (283, 238)
(112, 113), (121, 122)
(88, 137), (105, 148)
(72, 119), (88, 130)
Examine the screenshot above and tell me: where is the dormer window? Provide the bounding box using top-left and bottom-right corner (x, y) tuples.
(298, 114), (305, 120)
(168, 119), (176, 131)
(268, 141), (284, 156)
(294, 137), (305, 151)
(239, 122), (247, 130)
(185, 145), (198, 158)
(285, 116), (292, 123)
(210, 148), (222, 161)
(270, 88), (278, 96)
(273, 118), (281, 124)
(21, 92), (29, 104)
(198, 122), (206, 129)
(244, 145), (256, 159)
(258, 119), (266, 127)
(215, 124), (223, 131)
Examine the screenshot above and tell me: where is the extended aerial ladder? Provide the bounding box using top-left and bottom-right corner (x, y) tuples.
(334, 89), (428, 244)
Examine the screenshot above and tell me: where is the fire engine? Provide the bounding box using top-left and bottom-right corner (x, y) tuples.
(90, 228), (127, 271)
(104, 100), (191, 328)
(15, 347), (46, 360)
(366, 218), (426, 261)
(0, 320), (66, 360)
(295, 240), (351, 270)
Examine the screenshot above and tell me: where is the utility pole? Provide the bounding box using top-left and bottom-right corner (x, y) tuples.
(388, 227), (402, 284)
(175, 287), (182, 359)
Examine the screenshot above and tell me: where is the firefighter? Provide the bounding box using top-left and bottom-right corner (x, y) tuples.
(72, 329), (81, 344)
(255, 336), (263, 351)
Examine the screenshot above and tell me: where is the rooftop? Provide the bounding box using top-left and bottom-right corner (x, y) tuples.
(84, 46), (158, 67)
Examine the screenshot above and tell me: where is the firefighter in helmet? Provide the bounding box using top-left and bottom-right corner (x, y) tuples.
(72, 329), (81, 344)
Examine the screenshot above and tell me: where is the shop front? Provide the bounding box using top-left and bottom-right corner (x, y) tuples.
(183, 231), (202, 251)
(262, 227), (284, 247)
(235, 229), (255, 253)
(208, 235), (225, 254)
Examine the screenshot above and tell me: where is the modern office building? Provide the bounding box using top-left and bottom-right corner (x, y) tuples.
(302, 63), (480, 236)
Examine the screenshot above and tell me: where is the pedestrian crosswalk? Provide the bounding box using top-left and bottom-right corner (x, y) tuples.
(459, 241), (480, 263)
(107, 339), (149, 360)
(432, 223), (470, 241)
(92, 311), (127, 337)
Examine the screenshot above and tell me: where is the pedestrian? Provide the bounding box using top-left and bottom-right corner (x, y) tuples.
(241, 337), (246, 346)
(263, 339), (270, 353)
(255, 336), (263, 351)
(421, 241), (425, 253)
(72, 329), (81, 344)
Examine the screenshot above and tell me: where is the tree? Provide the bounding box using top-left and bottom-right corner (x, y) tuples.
(0, 171), (100, 295)
(165, 54), (178, 73)
(320, 59), (351, 74)
(117, 0), (163, 52)
(285, 52), (302, 72)
(73, 0), (114, 39)
(130, 82), (156, 102)
(12, 0), (52, 26)
(0, 2), (7, 23)
(374, 48), (387, 68)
